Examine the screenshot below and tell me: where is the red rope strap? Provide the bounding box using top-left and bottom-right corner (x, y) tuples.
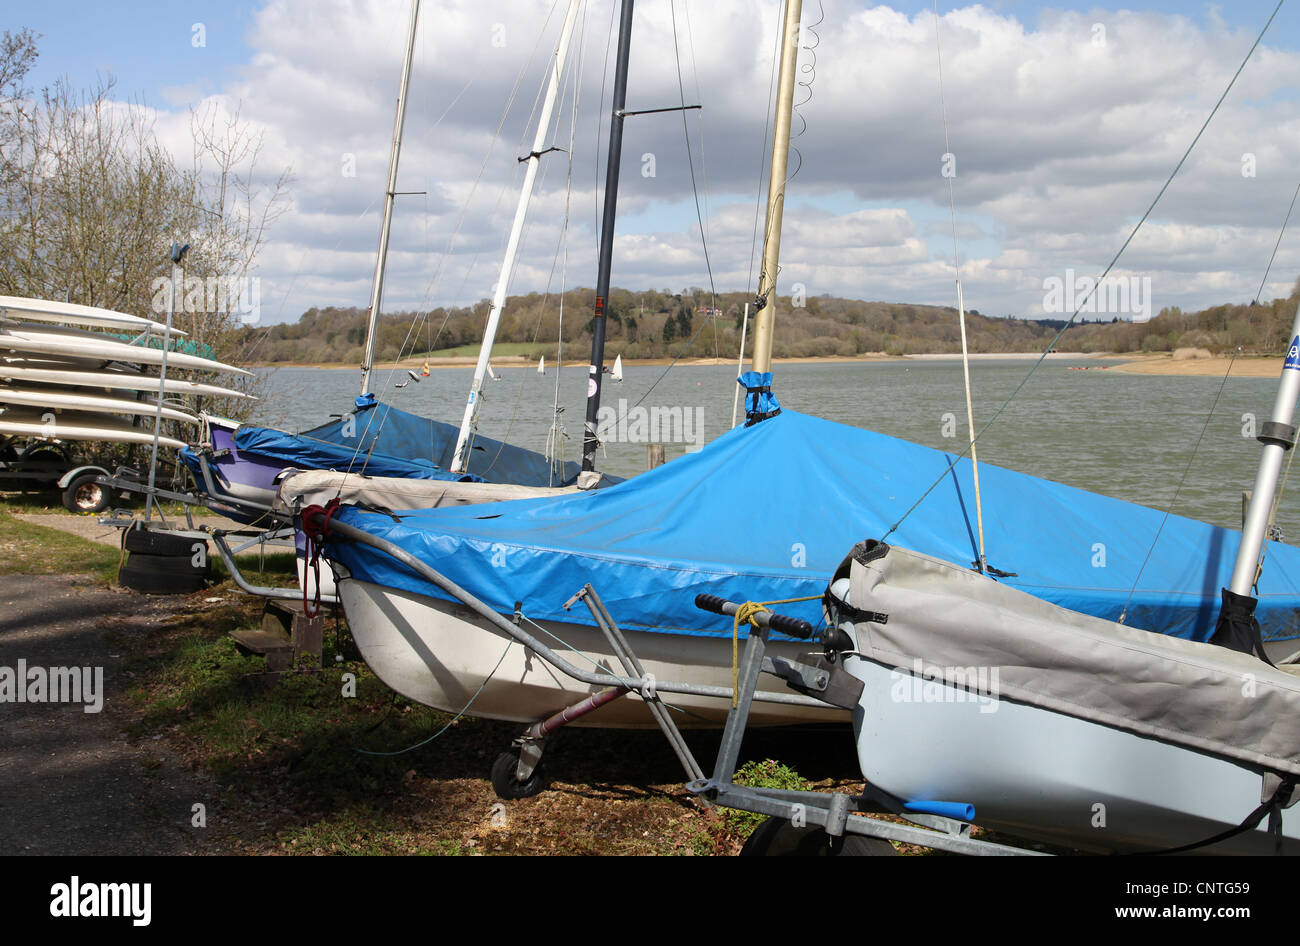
(300, 498), (341, 618)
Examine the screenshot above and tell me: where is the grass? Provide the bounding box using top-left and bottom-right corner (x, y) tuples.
(724, 758), (812, 837)
(210, 549), (300, 588)
(0, 502), (122, 582)
(1, 488), (211, 520)
(0, 491), (299, 589)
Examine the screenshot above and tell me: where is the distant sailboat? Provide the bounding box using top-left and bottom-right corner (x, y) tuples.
(537, 355), (546, 375)
(611, 354), (623, 383)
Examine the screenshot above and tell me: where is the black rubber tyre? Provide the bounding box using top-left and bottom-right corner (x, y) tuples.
(118, 551), (209, 595)
(127, 550), (211, 576)
(490, 749), (546, 800)
(61, 472), (110, 514)
(123, 526), (203, 557)
(739, 816), (899, 856)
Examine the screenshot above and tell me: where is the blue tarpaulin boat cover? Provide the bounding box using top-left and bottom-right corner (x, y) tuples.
(324, 409), (1300, 644)
(234, 401), (586, 487)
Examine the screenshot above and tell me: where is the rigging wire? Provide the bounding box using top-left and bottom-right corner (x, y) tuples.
(881, 0), (1285, 546)
(932, 0), (988, 572)
(341, 3), (562, 479)
(1117, 348), (1239, 625)
(680, 0), (720, 360)
(548, 3), (590, 481)
(473, 13), (587, 480)
(382, 5), (558, 378)
(353, 640), (514, 756)
(1256, 182), (1300, 304)
(669, 0), (719, 327)
(746, 2), (784, 301)
(586, 0), (728, 431)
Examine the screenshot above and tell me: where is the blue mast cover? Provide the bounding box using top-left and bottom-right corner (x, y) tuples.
(234, 401), (588, 487)
(325, 410), (1300, 644)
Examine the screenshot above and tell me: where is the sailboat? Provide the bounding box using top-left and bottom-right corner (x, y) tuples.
(610, 354), (623, 383)
(307, 0), (1300, 777)
(303, 0), (869, 727)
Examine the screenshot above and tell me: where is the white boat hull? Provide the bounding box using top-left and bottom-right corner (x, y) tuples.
(848, 656), (1300, 854)
(0, 326), (248, 375)
(0, 407), (185, 449)
(339, 577), (847, 729)
(0, 385), (197, 424)
(0, 295), (185, 335)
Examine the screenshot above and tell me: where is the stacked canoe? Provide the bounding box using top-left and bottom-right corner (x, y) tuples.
(0, 296), (253, 452)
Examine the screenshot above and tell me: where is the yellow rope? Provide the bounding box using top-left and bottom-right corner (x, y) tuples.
(730, 594), (822, 706)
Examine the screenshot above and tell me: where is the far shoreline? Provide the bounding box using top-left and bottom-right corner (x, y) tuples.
(246, 349), (1288, 378)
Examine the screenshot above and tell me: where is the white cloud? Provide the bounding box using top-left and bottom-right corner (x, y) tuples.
(117, 1), (1300, 324)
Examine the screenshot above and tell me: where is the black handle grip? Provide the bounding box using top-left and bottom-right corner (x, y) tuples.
(768, 613), (815, 640)
(694, 593), (729, 615)
(693, 593), (815, 640)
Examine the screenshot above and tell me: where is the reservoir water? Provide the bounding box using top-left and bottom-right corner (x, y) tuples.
(252, 358), (1300, 542)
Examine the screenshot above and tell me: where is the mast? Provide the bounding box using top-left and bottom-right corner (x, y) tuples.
(581, 0), (635, 473)
(359, 0), (420, 399)
(1228, 301), (1300, 597)
(451, 0), (583, 473)
(749, 0), (803, 374)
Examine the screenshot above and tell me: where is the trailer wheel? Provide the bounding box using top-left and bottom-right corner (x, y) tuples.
(62, 472), (110, 514)
(490, 749), (546, 800)
(739, 816), (899, 856)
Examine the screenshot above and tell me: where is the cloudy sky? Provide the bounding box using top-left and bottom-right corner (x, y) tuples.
(14, 0), (1300, 326)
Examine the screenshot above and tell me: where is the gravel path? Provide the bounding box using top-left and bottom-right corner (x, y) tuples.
(0, 574), (228, 855)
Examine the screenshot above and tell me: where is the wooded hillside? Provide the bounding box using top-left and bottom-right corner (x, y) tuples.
(239, 282), (1300, 365)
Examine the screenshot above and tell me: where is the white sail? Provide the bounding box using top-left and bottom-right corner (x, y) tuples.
(612, 354), (623, 383)
(537, 355), (546, 375)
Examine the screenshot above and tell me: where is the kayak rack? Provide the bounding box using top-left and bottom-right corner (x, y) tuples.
(314, 509), (1041, 855)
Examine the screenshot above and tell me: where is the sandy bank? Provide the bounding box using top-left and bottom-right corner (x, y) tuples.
(1107, 353), (1282, 378)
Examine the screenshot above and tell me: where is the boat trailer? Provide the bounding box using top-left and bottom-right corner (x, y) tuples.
(310, 508), (1037, 856)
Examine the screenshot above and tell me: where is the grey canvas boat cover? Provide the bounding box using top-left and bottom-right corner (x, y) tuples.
(275, 470), (578, 516)
(840, 541), (1300, 779)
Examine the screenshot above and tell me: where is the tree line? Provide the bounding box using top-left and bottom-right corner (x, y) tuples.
(241, 281), (1300, 366)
